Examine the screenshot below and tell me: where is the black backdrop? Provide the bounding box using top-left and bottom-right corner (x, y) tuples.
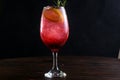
(2, 0), (120, 58)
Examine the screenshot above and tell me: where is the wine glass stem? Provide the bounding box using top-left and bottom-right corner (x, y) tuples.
(52, 52), (59, 70)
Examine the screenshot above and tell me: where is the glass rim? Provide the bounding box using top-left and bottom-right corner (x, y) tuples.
(43, 6), (65, 9)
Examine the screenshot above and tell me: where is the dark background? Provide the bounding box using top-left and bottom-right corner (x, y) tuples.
(2, 0), (120, 58)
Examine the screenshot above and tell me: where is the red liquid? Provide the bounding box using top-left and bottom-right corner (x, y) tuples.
(40, 6), (69, 52)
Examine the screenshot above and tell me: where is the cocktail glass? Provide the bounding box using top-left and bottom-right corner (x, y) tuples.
(40, 6), (69, 78)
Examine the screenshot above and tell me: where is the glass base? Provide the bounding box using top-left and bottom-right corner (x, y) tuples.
(44, 70), (67, 78)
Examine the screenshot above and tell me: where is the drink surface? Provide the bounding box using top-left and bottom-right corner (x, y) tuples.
(40, 6), (69, 52)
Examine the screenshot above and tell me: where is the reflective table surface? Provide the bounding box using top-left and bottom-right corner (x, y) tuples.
(0, 56), (120, 80)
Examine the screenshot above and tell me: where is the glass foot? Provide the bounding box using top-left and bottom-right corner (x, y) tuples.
(44, 70), (67, 78)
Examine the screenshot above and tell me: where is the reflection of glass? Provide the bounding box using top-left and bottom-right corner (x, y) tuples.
(40, 6), (69, 78)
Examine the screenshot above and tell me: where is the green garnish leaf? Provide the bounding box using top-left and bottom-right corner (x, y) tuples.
(51, 0), (67, 7)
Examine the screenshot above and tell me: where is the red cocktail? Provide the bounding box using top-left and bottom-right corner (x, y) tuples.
(40, 6), (69, 78)
(40, 6), (69, 52)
